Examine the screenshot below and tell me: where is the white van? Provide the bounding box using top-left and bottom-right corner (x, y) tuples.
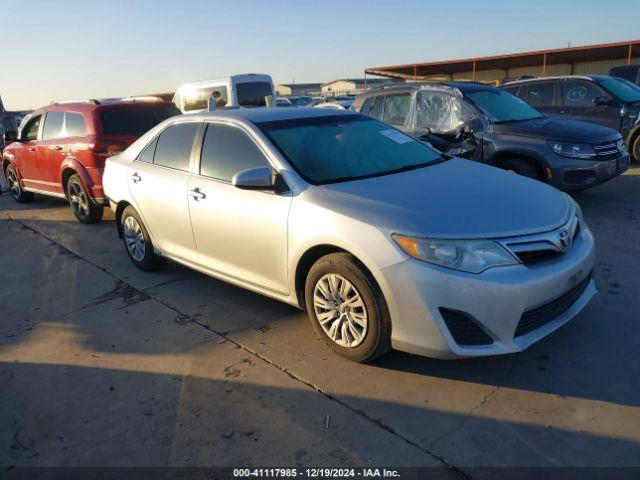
(172, 74), (275, 113)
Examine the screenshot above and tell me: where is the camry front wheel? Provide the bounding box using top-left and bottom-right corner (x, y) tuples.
(305, 253), (391, 362)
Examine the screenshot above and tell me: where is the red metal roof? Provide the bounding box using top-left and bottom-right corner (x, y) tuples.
(366, 40), (640, 79)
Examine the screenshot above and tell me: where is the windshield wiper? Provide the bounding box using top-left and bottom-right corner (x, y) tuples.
(320, 159), (447, 185)
(388, 162), (432, 174)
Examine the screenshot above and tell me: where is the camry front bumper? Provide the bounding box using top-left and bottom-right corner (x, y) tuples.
(373, 227), (597, 359)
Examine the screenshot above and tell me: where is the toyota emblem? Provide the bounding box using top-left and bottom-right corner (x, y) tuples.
(558, 229), (571, 251)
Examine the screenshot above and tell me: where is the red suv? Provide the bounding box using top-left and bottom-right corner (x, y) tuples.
(2, 98), (179, 223)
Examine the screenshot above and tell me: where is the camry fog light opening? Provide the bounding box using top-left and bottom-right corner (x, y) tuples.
(392, 234), (520, 273)
(548, 140), (597, 159)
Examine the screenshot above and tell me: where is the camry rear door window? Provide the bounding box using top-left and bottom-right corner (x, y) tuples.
(152, 122), (199, 171)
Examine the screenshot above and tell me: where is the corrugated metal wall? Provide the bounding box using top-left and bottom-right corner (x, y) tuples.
(407, 56), (640, 84)
(572, 57), (640, 74)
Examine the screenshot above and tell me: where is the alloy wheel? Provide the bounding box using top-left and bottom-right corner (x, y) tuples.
(313, 273), (368, 348)
(123, 216), (146, 262)
(69, 182), (89, 218)
(6, 168), (21, 199)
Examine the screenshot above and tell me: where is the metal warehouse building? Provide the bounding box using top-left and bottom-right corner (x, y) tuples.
(320, 78), (403, 96)
(365, 40), (640, 84)
(275, 83), (323, 96)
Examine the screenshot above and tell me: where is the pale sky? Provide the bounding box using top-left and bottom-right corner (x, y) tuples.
(1, 0), (639, 110)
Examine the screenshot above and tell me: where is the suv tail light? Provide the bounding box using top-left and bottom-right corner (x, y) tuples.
(90, 141), (126, 155)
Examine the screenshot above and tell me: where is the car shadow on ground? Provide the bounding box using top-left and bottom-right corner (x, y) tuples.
(2, 361), (639, 468)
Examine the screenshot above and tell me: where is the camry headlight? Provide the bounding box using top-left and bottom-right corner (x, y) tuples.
(548, 141), (597, 159)
(392, 234), (519, 273)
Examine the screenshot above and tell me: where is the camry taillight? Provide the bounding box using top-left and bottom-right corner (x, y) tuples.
(90, 141), (126, 155)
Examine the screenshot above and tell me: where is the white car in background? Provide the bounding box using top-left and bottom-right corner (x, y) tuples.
(275, 97), (294, 107)
(314, 100), (353, 110)
(172, 74), (275, 113)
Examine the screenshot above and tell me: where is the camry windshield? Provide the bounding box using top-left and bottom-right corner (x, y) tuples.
(258, 115), (443, 184)
(466, 89), (542, 123)
(598, 77), (640, 103)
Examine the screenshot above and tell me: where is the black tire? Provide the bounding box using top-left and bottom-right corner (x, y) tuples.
(66, 174), (103, 224)
(5, 164), (34, 203)
(501, 158), (542, 181)
(120, 205), (165, 271)
(632, 134), (640, 163)
(305, 253), (391, 362)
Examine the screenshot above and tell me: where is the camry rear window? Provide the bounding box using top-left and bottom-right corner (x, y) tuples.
(99, 105), (179, 136)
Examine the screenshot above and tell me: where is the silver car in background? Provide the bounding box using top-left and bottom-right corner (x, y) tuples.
(103, 108), (596, 362)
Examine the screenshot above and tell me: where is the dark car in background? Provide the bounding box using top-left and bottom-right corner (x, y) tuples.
(502, 75), (640, 162)
(2, 97), (179, 223)
(609, 64), (640, 86)
(353, 82), (629, 191)
(0, 112), (18, 151)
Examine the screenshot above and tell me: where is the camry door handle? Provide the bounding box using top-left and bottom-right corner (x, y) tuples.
(29, 147), (36, 152)
(54, 146), (64, 151)
(130, 172), (142, 183)
(189, 188), (206, 201)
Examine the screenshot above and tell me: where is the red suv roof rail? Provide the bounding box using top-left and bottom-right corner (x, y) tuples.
(50, 99), (101, 105)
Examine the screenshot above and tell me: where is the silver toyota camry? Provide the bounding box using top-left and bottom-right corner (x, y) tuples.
(103, 108), (596, 362)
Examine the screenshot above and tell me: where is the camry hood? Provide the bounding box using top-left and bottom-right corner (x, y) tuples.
(494, 116), (619, 143)
(319, 159), (572, 239)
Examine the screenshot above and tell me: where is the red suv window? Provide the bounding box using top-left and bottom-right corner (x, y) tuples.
(99, 105), (179, 136)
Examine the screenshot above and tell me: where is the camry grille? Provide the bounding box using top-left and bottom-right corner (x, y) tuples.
(504, 217), (580, 266)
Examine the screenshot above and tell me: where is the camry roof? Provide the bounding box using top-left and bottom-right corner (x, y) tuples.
(184, 107), (358, 123)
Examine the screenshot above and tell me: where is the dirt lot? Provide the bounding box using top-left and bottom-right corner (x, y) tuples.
(1, 167), (639, 474)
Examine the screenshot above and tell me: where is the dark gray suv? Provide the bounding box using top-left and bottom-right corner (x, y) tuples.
(502, 75), (640, 163)
(353, 82), (629, 191)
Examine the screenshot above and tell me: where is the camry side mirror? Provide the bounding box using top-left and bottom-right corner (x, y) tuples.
(3, 131), (18, 144)
(232, 167), (276, 190)
(593, 96), (612, 107)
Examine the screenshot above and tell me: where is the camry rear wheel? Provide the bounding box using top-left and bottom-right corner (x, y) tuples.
(305, 253), (391, 362)
(67, 174), (103, 223)
(5, 165), (34, 203)
(121, 206), (164, 271)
